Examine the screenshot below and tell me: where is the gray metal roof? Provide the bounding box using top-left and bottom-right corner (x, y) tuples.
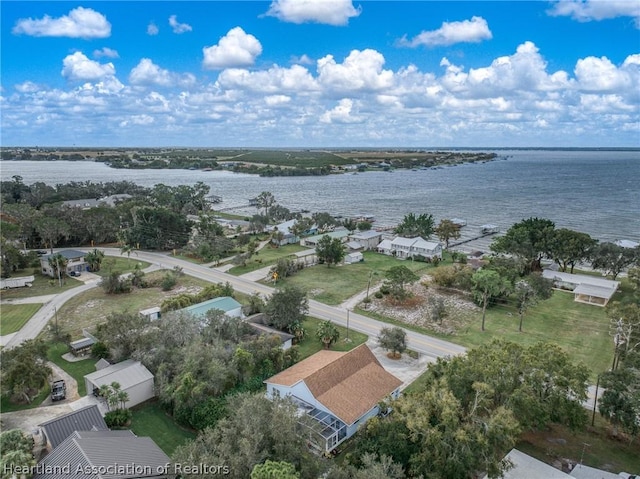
(39, 405), (108, 448)
(84, 360), (153, 391)
(33, 430), (171, 479)
(570, 464), (622, 479)
(70, 337), (96, 351)
(501, 449), (571, 479)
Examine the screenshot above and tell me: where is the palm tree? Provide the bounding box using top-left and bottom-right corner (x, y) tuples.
(85, 248), (105, 272)
(48, 253), (68, 286)
(316, 320), (340, 349)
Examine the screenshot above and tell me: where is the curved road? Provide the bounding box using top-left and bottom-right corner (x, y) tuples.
(4, 248), (466, 359)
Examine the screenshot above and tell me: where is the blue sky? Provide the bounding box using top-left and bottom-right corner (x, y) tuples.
(1, 0), (639, 147)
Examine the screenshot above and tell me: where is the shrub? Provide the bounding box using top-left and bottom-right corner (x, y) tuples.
(92, 341), (109, 359)
(379, 285), (390, 295)
(104, 408), (132, 428)
(374, 291), (384, 299)
(161, 273), (177, 291)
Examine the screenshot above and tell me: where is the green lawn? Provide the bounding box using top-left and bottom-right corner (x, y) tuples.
(0, 268), (82, 300)
(0, 303), (42, 334)
(227, 243), (310, 276)
(276, 251), (436, 305)
(47, 342), (98, 396)
(130, 401), (196, 455)
(93, 257), (150, 277)
(452, 291), (614, 379)
(296, 317), (369, 359)
(0, 384), (50, 412)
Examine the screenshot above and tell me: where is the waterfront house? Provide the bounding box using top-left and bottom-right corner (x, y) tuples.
(265, 344), (402, 453)
(272, 219), (318, 246)
(302, 228), (350, 247)
(378, 236), (443, 260)
(542, 270), (620, 306)
(348, 230), (383, 250)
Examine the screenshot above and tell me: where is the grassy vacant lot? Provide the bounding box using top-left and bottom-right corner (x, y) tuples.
(130, 401), (196, 455)
(277, 251), (437, 305)
(47, 342), (96, 396)
(0, 268), (82, 300)
(50, 271), (213, 338)
(93, 257), (150, 277)
(296, 317), (369, 359)
(0, 303), (42, 334)
(227, 243), (309, 276)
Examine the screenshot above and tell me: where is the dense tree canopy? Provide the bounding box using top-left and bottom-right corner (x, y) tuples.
(491, 217), (555, 272)
(394, 213), (435, 239)
(172, 394), (321, 479)
(435, 219), (461, 249)
(0, 339), (51, 404)
(316, 235), (345, 267)
(471, 269), (512, 331)
(548, 228), (596, 273)
(264, 286), (309, 336)
(590, 242), (638, 280)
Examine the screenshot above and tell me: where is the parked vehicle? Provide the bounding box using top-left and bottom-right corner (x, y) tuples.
(51, 380), (66, 401)
(0, 275), (35, 289)
(68, 271), (81, 277)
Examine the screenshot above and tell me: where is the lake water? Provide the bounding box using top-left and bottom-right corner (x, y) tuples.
(1, 149), (638, 243)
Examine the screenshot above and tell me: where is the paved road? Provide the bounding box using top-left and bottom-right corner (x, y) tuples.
(4, 248), (466, 359)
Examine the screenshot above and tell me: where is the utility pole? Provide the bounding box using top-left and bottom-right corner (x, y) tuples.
(345, 309), (351, 342)
(591, 374), (600, 427)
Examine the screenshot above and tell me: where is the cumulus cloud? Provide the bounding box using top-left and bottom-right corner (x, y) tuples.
(129, 58), (196, 87)
(169, 15), (192, 34)
(265, 0), (361, 25)
(440, 41), (571, 97)
(547, 0), (640, 27)
(94, 47), (119, 59)
(147, 22), (159, 35)
(317, 49), (394, 92)
(399, 16), (492, 47)
(202, 27), (262, 69)
(574, 55), (636, 91)
(12, 7), (111, 38)
(61, 52), (115, 81)
(217, 64), (318, 93)
(320, 98), (362, 123)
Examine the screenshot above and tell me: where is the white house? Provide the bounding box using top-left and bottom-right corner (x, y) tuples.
(84, 359), (154, 408)
(347, 231), (383, 250)
(378, 236), (442, 260)
(265, 344), (402, 453)
(542, 270), (620, 306)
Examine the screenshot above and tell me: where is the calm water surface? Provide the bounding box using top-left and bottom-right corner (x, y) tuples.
(1, 150), (638, 242)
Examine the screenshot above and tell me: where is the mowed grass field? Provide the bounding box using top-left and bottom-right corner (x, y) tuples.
(130, 402), (196, 455)
(0, 303), (42, 334)
(275, 251), (438, 305)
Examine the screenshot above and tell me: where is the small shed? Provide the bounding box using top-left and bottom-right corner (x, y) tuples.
(84, 359), (154, 408)
(344, 252), (364, 264)
(140, 306), (161, 321)
(69, 337), (96, 357)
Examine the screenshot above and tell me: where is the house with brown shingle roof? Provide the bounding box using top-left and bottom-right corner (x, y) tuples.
(265, 344), (402, 453)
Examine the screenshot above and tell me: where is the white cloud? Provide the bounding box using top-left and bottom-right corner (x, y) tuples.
(440, 41), (571, 97)
(15, 81), (41, 93)
(217, 65), (318, 93)
(320, 98), (362, 123)
(399, 16), (492, 47)
(574, 55), (635, 91)
(265, 0), (360, 26)
(168, 15), (192, 34)
(147, 22), (159, 35)
(61, 52), (115, 81)
(129, 58), (196, 87)
(202, 27), (262, 69)
(12, 7), (111, 38)
(291, 54), (314, 65)
(547, 0), (640, 27)
(94, 47), (119, 59)
(317, 49), (394, 93)
(264, 95), (292, 106)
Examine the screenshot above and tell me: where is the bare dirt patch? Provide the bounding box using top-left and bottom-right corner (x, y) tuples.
(364, 275), (479, 335)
